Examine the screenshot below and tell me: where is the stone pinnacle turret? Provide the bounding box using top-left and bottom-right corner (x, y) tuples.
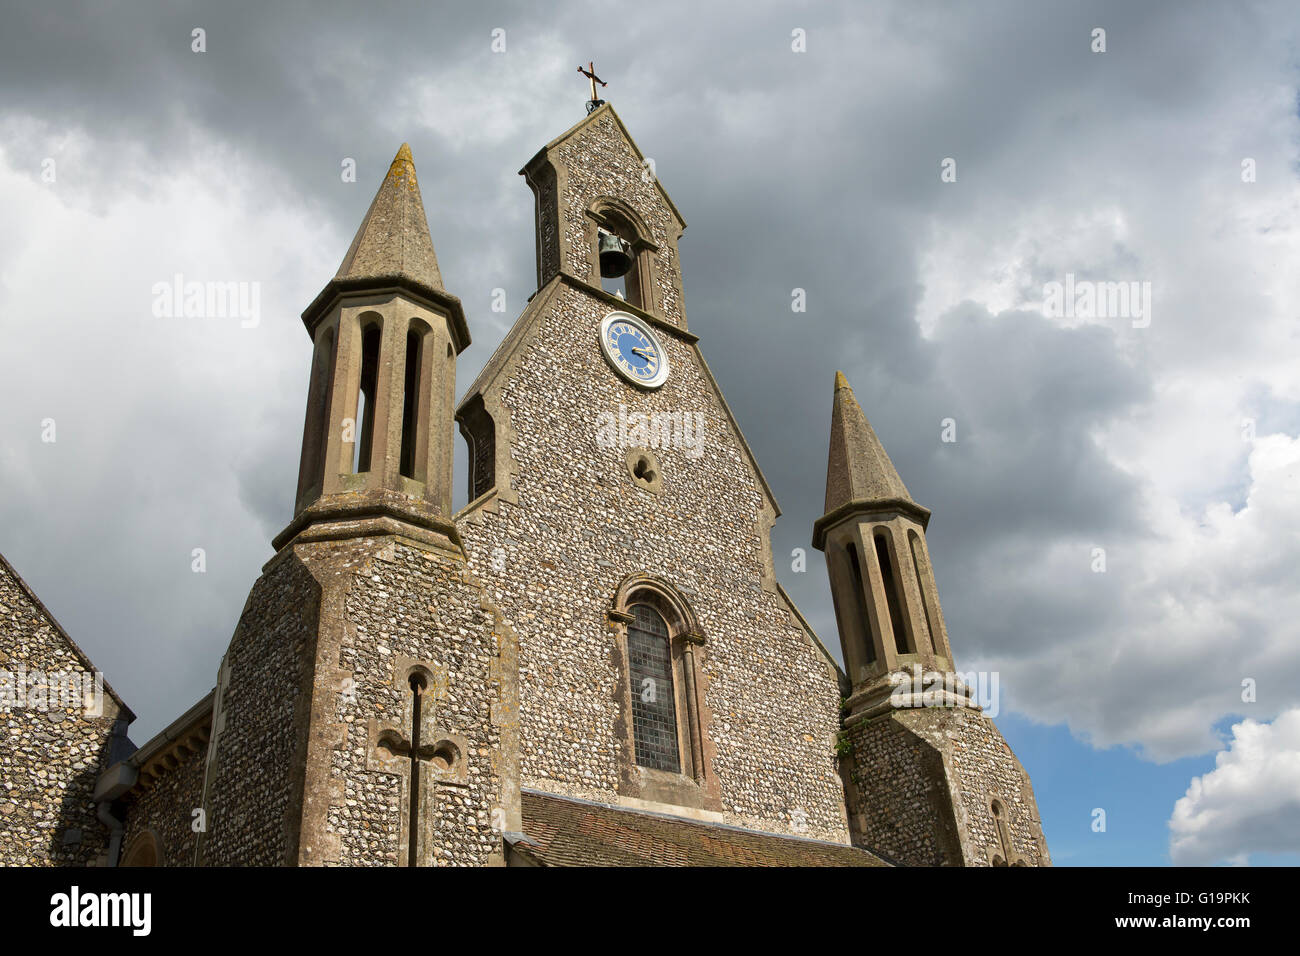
(277, 142), (470, 553)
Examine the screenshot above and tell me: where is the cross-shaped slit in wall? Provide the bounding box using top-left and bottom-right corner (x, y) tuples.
(407, 673), (425, 866)
(375, 672), (441, 866)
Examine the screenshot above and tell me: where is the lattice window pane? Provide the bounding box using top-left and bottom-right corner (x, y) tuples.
(627, 604), (680, 773)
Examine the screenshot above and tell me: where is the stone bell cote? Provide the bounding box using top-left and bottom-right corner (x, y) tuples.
(520, 103), (689, 328)
(274, 144), (470, 554)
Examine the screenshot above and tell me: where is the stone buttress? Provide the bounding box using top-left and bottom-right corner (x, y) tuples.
(195, 145), (520, 866)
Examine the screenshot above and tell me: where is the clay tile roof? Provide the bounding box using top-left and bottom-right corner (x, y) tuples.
(517, 789), (890, 867)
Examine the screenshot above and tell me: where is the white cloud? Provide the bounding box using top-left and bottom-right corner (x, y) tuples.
(1169, 708), (1300, 865)
(989, 432), (1300, 760)
(906, 19), (1300, 761)
(0, 133), (333, 736)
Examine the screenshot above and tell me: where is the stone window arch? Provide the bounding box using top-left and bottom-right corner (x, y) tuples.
(350, 311), (384, 474)
(398, 317), (434, 482)
(609, 575), (707, 788)
(588, 197), (655, 310)
(872, 527), (913, 655)
(626, 604), (679, 772)
(457, 394), (496, 503)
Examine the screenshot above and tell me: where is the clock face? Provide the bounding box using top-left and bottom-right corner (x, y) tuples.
(599, 312), (669, 389)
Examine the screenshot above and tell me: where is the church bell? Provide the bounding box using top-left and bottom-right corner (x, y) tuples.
(598, 229), (634, 278)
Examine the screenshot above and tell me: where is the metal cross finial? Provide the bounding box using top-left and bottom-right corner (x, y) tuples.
(578, 61), (607, 113)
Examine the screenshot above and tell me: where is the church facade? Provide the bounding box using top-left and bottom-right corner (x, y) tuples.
(0, 104), (1049, 867)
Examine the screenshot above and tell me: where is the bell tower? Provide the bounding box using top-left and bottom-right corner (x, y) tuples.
(815, 372), (1050, 866)
(519, 102), (688, 329)
(275, 143), (470, 554)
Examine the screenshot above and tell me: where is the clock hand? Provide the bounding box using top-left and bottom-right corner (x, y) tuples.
(630, 347), (653, 360)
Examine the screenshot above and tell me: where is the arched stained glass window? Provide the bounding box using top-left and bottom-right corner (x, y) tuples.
(627, 604), (680, 772)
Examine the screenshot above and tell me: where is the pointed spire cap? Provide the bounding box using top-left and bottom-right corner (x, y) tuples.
(334, 143), (444, 289)
(814, 371), (929, 549)
(302, 143), (468, 351)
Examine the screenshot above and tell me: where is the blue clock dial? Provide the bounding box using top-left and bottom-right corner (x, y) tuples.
(599, 312), (669, 388)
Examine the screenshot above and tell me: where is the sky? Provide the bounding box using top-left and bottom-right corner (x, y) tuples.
(1, 0), (1298, 866)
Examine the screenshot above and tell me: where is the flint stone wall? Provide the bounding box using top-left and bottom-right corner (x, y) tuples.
(844, 705), (1049, 866)
(119, 741), (206, 866)
(201, 552), (318, 865)
(458, 282), (849, 843)
(329, 539), (509, 866)
(0, 558), (125, 866)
